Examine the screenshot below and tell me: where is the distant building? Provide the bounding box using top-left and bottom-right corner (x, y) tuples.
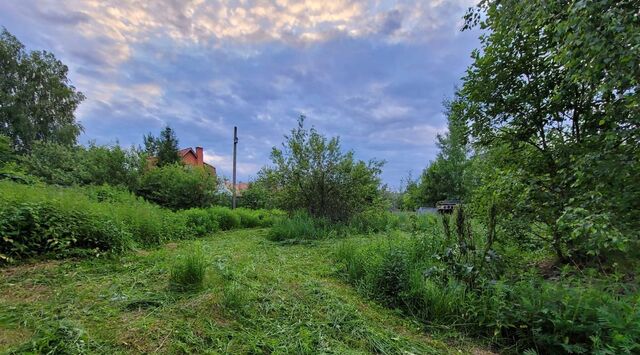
(178, 147), (216, 176)
(147, 146), (216, 176)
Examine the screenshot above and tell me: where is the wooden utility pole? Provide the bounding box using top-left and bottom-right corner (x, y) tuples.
(232, 126), (238, 209)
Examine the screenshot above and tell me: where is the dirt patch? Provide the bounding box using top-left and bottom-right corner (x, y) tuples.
(165, 243), (178, 250)
(0, 327), (32, 349)
(1, 260), (61, 280)
(0, 282), (51, 303)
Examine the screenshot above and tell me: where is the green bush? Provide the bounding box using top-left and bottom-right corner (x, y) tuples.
(0, 201), (132, 262)
(0, 181), (283, 263)
(234, 208), (262, 228)
(0, 181), (180, 261)
(136, 163), (218, 210)
(207, 206), (241, 230)
(181, 208), (220, 237)
(22, 141), (144, 188)
(267, 211), (333, 241)
(169, 244), (207, 291)
(333, 230), (640, 353)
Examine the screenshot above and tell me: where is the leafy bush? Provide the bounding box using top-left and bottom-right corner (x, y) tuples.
(136, 163), (219, 210)
(0, 181), (283, 263)
(256, 116), (385, 222)
(334, 228), (640, 353)
(169, 244), (207, 291)
(0, 201), (132, 262)
(22, 141), (144, 188)
(181, 208), (220, 237)
(0, 182), (175, 261)
(208, 206), (241, 230)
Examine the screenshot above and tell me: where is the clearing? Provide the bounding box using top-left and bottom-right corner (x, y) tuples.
(0, 229), (487, 354)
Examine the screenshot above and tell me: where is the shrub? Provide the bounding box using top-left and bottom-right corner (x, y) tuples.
(256, 116), (385, 222)
(0, 181), (180, 261)
(234, 208), (262, 228)
(22, 141), (144, 188)
(169, 244), (207, 291)
(333, 229), (640, 353)
(208, 206), (241, 230)
(181, 208), (220, 237)
(0, 201), (132, 262)
(267, 211), (332, 241)
(136, 163), (218, 210)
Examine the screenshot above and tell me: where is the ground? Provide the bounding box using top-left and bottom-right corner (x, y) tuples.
(0, 229), (489, 354)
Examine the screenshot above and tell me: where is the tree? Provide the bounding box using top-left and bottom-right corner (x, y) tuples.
(461, 0), (640, 260)
(408, 96), (471, 206)
(0, 135), (12, 167)
(22, 141), (145, 188)
(0, 28), (85, 153)
(143, 126), (180, 167)
(260, 115), (384, 222)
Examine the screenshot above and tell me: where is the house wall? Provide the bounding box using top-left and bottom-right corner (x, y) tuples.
(182, 153), (198, 166)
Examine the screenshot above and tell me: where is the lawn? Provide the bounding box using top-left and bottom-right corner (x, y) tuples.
(0, 228), (488, 354)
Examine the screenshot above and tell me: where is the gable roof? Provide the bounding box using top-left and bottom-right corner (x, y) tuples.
(178, 148), (195, 158)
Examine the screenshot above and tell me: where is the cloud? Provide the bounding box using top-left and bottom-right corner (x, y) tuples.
(204, 150), (261, 178)
(0, 0), (482, 187)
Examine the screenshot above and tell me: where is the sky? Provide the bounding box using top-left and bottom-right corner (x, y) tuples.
(0, 0), (480, 188)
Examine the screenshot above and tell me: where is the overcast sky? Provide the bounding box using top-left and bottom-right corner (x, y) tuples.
(0, 0), (480, 188)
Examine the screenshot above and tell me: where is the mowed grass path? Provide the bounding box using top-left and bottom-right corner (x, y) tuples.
(1, 229), (486, 354)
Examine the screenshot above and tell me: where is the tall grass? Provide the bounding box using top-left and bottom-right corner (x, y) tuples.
(333, 229), (640, 353)
(169, 244), (208, 292)
(0, 181), (283, 263)
(267, 211), (333, 241)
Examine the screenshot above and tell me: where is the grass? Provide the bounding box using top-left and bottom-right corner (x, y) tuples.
(0, 228), (488, 354)
(169, 244), (207, 292)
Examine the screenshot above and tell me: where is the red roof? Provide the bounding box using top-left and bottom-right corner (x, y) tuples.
(178, 148), (194, 157)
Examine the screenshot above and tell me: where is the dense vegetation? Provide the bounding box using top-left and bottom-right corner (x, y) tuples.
(0, 181), (282, 263)
(0, 1), (638, 353)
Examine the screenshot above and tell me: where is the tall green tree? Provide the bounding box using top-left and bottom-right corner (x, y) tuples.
(260, 115), (384, 222)
(0, 28), (85, 153)
(461, 0), (640, 260)
(144, 126), (181, 167)
(408, 96), (470, 206)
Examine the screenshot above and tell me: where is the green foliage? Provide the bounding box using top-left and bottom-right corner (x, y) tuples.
(0, 184), (134, 262)
(22, 141), (145, 188)
(0, 181), (283, 263)
(460, 0), (640, 260)
(0, 28), (85, 153)
(169, 244), (208, 292)
(334, 229), (640, 353)
(10, 320), (93, 354)
(267, 210), (332, 242)
(144, 126), (181, 167)
(136, 163), (218, 210)
(206, 206), (241, 230)
(259, 115), (385, 222)
(181, 208), (220, 237)
(0, 135), (13, 167)
(237, 181), (272, 209)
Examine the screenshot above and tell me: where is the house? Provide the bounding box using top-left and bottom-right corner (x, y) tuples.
(147, 146), (216, 176)
(178, 146), (217, 176)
